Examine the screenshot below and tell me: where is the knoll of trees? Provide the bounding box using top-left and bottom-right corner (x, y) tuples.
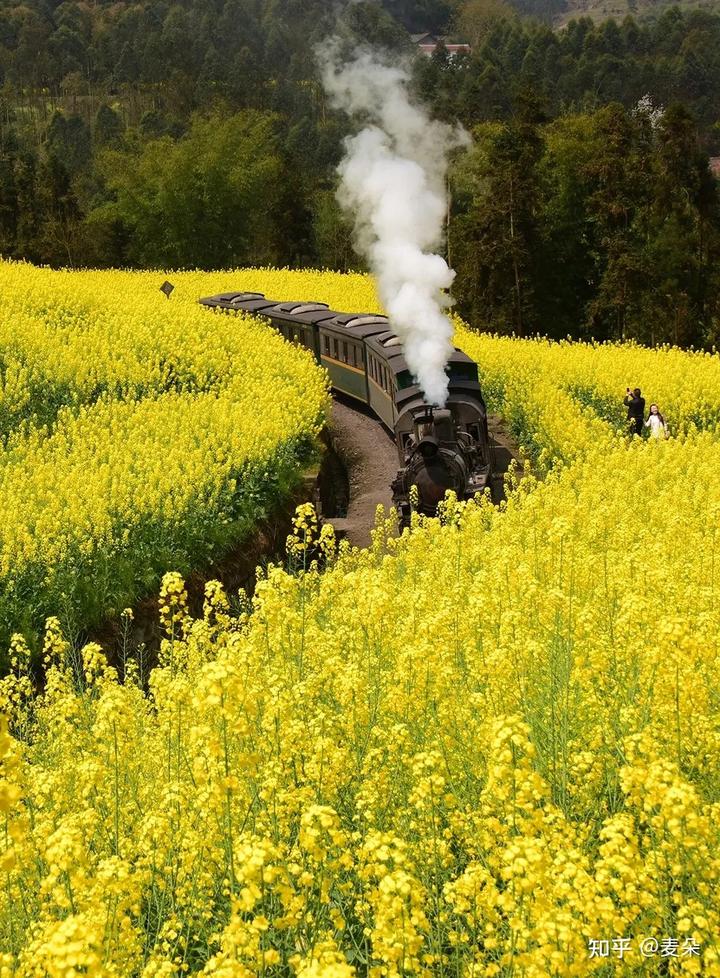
(452, 100), (720, 345)
(0, 0), (719, 345)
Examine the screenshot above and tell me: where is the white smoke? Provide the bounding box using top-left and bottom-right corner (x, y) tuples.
(319, 42), (469, 407)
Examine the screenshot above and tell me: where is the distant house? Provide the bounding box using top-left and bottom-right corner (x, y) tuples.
(411, 32), (471, 57)
(710, 157), (720, 180)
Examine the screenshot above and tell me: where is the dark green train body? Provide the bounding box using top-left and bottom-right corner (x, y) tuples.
(199, 291), (499, 524)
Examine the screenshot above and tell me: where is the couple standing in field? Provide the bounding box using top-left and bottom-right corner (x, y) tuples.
(624, 387), (668, 439)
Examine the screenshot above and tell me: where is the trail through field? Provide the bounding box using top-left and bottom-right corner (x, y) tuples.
(328, 396), (397, 549)
(488, 414), (522, 500)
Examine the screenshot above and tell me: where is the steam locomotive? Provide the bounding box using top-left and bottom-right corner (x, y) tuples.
(199, 291), (498, 525)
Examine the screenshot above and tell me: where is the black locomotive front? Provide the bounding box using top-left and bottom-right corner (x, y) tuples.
(392, 403), (494, 525)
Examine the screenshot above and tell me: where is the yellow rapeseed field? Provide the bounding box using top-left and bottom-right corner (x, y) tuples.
(2, 265), (720, 977)
(456, 330), (720, 464)
(0, 261), (330, 652)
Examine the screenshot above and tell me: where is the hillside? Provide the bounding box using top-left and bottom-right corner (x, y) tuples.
(0, 0), (718, 347)
(554, 0), (720, 25)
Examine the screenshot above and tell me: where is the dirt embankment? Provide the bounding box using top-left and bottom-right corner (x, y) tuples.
(488, 414), (522, 498)
(324, 396), (398, 549)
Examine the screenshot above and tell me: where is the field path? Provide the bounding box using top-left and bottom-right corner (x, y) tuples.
(328, 397), (397, 549)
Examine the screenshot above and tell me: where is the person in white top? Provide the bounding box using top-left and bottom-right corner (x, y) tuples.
(645, 403), (668, 439)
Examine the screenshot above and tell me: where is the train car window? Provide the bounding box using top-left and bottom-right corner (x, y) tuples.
(322, 334), (329, 355)
(342, 341), (348, 363)
(446, 362), (479, 383)
(370, 357), (376, 381)
(397, 370), (415, 390)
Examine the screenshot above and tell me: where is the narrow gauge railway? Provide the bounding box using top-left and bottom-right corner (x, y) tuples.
(200, 291), (501, 525)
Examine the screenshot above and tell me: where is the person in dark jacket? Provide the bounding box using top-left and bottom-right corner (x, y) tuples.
(624, 387), (645, 436)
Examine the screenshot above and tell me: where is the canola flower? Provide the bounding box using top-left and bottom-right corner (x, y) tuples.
(3, 439), (720, 977)
(3, 264), (720, 975)
(455, 328), (720, 461)
(0, 261), (329, 652)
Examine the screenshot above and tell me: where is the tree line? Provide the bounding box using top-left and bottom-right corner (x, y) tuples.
(0, 0), (718, 346)
(452, 98), (720, 345)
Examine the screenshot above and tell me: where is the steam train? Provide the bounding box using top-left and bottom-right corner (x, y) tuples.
(199, 291), (499, 524)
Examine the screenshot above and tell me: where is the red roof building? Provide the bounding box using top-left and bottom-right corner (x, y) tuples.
(411, 32), (471, 57)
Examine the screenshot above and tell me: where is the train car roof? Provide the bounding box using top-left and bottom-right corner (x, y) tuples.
(330, 313), (389, 327)
(199, 293), (280, 313)
(266, 303), (339, 325)
(270, 301), (329, 313)
(200, 291), (265, 303)
(321, 317), (390, 339)
(198, 293), (341, 324)
(366, 330), (477, 371)
(198, 295), (480, 376)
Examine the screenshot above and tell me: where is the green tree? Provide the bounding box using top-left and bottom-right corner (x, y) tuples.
(537, 112), (599, 337)
(312, 190), (358, 272)
(642, 103), (720, 345)
(46, 111), (91, 174)
(451, 111), (544, 334)
(94, 104), (124, 148)
(100, 110), (286, 269)
(582, 103), (652, 341)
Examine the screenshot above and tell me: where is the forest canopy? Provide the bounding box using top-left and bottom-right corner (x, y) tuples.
(0, 0), (718, 344)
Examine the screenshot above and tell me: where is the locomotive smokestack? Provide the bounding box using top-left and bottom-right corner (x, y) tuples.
(317, 40), (469, 408)
(433, 409), (454, 445)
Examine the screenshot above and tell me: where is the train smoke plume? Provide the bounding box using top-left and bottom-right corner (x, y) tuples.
(319, 42), (469, 407)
